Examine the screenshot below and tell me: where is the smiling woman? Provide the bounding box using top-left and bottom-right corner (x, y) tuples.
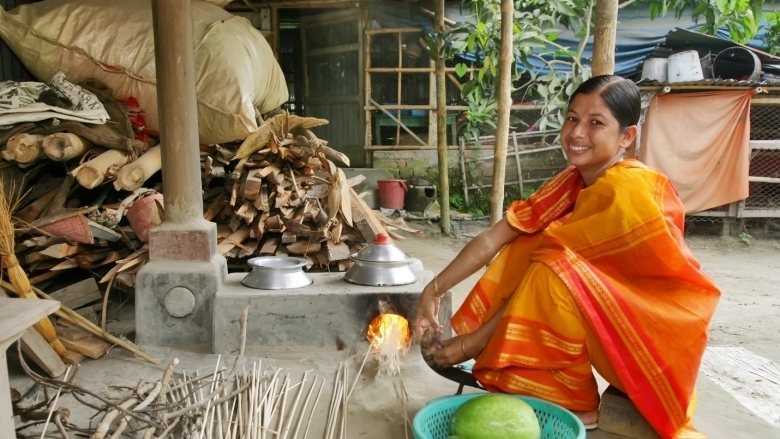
(413, 76), (721, 439)
(561, 76), (639, 186)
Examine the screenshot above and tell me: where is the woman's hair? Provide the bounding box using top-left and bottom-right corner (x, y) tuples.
(568, 75), (640, 131)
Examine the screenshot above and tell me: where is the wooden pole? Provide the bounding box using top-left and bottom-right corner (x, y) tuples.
(592, 0), (618, 75)
(435, 0), (450, 234)
(489, 0), (513, 225)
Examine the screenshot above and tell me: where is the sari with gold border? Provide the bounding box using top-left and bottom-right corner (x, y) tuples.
(451, 159), (719, 439)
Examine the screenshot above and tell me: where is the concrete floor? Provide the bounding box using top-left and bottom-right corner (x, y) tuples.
(8, 221), (780, 438)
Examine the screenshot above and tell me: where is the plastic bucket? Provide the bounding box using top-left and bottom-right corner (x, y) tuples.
(713, 47), (761, 81)
(641, 57), (668, 82)
(668, 50), (704, 83)
(377, 179), (408, 209)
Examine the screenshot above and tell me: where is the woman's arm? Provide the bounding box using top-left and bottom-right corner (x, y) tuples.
(413, 217), (520, 334)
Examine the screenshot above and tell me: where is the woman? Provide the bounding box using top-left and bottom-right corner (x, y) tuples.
(413, 75), (720, 439)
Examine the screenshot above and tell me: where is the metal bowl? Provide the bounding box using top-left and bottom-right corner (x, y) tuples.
(344, 257), (417, 287)
(242, 256), (313, 290)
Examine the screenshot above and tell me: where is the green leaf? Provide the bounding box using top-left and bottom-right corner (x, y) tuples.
(650, 2), (661, 20)
(455, 63), (468, 78)
(716, 0), (728, 13)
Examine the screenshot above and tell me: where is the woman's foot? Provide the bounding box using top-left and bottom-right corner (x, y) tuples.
(572, 409), (599, 429)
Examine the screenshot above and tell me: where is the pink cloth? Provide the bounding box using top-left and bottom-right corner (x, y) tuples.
(639, 91), (752, 213)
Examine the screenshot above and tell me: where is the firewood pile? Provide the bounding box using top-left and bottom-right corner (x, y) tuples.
(1, 90), (421, 364)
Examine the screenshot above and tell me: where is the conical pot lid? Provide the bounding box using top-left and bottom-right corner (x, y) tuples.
(351, 233), (412, 263)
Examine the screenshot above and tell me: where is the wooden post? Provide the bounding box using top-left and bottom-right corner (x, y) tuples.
(489, 0), (513, 225)
(592, 0), (618, 75)
(435, 0), (450, 234)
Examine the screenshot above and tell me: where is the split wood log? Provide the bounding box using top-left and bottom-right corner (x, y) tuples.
(2, 133), (46, 167)
(259, 236), (280, 255)
(244, 175), (264, 201)
(43, 133), (95, 162)
(15, 190), (58, 224)
(113, 145), (161, 191)
(287, 240), (320, 255)
(61, 336), (111, 359)
(217, 225), (250, 256)
(72, 149), (130, 189)
(348, 188), (387, 243)
(44, 174), (74, 216)
(326, 240), (350, 261)
(203, 193), (226, 221)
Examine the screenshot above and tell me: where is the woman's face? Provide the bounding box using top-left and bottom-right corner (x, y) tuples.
(561, 92), (637, 176)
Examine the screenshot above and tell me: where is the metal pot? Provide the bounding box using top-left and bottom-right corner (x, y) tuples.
(242, 256), (312, 290)
(344, 233), (417, 286)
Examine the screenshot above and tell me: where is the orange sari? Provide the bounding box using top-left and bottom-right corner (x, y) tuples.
(451, 160), (719, 439)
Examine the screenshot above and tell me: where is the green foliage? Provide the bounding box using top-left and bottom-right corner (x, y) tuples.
(740, 231), (753, 246)
(763, 11), (780, 55)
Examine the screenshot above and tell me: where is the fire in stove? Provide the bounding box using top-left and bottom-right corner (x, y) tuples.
(366, 313), (411, 351)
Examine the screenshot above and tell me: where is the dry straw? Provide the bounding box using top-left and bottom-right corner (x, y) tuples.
(0, 181), (67, 356)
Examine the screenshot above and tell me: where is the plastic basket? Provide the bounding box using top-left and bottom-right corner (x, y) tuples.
(412, 393), (586, 439)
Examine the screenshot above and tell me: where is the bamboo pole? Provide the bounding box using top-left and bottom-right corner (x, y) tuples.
(592, 0), (619, 75)
(435, 0), (450, 234)
(395, 31), (403, 146)
(72, 149), (131, 189)
(368, 99), (427, 146)
(489, 0), (514, 225)
(364, 7), (372, 166)
(114, 145), (162, 191)
(43, 133), (95, 162)
(2, 133), (46, 167)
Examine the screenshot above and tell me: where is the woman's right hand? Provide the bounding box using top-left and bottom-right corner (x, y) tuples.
(413, 281), (443, 337)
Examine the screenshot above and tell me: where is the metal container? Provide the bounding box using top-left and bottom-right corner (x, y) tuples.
(242, 256), (312, 290)
(344, 233), (417, 286)
(713, 47), (761, 81)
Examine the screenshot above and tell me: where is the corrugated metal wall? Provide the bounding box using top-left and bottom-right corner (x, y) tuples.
(0, 0), (36, 82)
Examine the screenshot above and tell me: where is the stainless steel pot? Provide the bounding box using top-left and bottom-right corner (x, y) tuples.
(242, 256), (312, 290)
(344, 233), (417, 286)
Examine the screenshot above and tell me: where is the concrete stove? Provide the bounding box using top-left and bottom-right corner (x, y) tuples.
(212, 270), (451, 354)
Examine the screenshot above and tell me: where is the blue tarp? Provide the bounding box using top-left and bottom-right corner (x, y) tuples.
(369, 3), (779, 77)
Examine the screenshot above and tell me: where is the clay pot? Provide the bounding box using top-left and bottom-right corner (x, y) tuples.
(126, 193), (164, 242)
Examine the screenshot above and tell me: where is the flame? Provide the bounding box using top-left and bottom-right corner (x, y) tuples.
(367, 313), (411, 350)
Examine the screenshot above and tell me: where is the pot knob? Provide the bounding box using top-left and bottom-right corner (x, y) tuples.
(375, 232), (390, 245)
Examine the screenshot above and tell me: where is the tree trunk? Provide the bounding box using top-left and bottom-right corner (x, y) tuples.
(490, 0), (514, 225)
(592, 0), (619, 75)
(435, 0), (451, 234)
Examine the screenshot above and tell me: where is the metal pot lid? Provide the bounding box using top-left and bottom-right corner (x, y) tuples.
(351, 233), (412, 263)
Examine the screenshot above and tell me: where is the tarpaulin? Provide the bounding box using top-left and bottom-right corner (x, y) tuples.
(638, 91), (752, 213)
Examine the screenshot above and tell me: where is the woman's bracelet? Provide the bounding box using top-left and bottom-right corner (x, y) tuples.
(433, 275), (441, 297)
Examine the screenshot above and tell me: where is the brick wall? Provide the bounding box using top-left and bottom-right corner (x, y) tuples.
(371, 147), (568, 190)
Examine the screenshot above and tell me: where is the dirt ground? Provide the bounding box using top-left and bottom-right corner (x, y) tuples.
(8, 220), (780, 439)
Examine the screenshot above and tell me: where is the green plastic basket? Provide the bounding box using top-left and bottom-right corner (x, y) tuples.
(412, 393), (586, 439)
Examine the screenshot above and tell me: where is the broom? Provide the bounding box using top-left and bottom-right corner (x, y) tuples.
(0, 182), (67, 357)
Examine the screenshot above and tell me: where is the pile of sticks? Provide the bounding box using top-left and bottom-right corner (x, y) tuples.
(14, 307), (373, 439)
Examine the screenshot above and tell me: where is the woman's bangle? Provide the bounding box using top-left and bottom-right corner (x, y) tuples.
(433, 275), (441, 297)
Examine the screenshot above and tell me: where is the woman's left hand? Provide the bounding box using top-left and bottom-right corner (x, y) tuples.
(433, 334), (477, 367)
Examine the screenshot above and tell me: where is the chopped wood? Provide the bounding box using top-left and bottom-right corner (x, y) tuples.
(217, 225), (250, 256)
(43, 133), (95, 162)
(15, 190), (58, 224)
(113, 145), (162, 191)
(376, 213), (424, 236)
(2, 133), (46, 166)
(21, 327), (68, 377)
(259, 236), (280, 255)
(348, 188), (387, 243)
(326, 240), (350, 262)
(39, 243), (84, 259)
(49, 278), (101, 311)
(61, 336), (111, 359)
(203, 193), (226, 221)
(265, 214), (283, 233)
(72, 149), (130, 189)
(287, 240), (321, 255)
(44, 174), (75, 216)
(238, 239), (259, 258)
(216, 224), (231, 239)
(235, 201), (257, 225)
(58, 326), (91, 342)
(61, 349), (86, 365)
(346, 174), (366, 187)
(243, 175), (263, 201)
(281, 230), (297, 244)
(258, 164), (281, 178)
